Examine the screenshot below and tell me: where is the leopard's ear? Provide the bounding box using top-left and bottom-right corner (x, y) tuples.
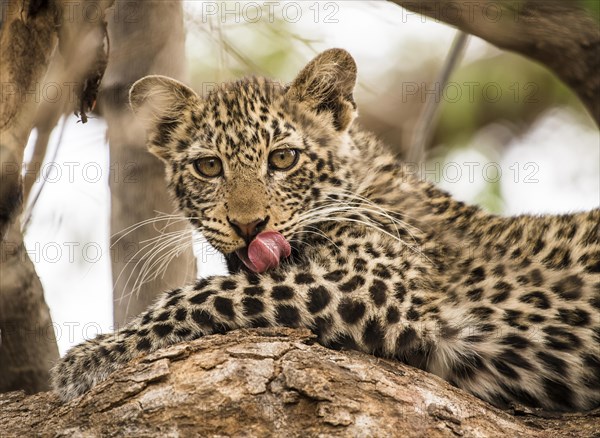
(286, 48), (357, 131)
(129, 75), (200, 160)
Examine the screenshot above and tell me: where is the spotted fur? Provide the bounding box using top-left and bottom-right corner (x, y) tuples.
(52, 49), (600, 411)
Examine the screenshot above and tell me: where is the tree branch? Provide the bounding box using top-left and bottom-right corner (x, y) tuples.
(390, 0), (600, 124)
(1, 329), (598, 436)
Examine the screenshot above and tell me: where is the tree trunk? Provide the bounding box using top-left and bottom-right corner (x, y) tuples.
(0, 221), (58, 394)
(0, 328), (598, 437)
(99, 0), (195, 326)
(390, 0), (600, 125)
(0, 0), (57, 240)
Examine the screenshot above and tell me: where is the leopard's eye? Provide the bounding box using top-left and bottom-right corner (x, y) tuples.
(268, 149), (299, 171)
(192, 157), (223, 178)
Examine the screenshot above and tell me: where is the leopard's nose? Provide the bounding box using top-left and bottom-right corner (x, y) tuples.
(228, 216), (270, 242)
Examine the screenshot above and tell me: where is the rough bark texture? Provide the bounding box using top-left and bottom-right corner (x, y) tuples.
(0, 0), (57, 239)
(0, 220), (59, 394)
(99, 0), (195, 325)
(1, 329), (598, 437)
(391, 0), (600, 124)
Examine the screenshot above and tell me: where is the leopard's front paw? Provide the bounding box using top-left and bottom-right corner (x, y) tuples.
(51, 334), (128, 402)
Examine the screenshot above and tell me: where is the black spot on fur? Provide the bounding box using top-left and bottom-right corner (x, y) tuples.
(529, 269), (544, 286)
(141, 313), (152, 326)
(365, 243), (381, 258)
(190, 290), (215, 305)
(275, 305), (301, 327)
(153, 323), (174, 338)
(478, 323), (497, 333)
(250, 317), (270, 328)
(585, 256), (600, 273)
(411, 296), (424, 306)
(386, 306), (400, 324)
(313, 315), (334, 338)
(537, 351), (568, 376)
(214, 297), (235, 319)
(369, 280), (387, 306)
(406, 306), (420, 321)
(242, 297), (264, 316)
(363, 318), (385, 352)
(394, 283), (407, 301)
(166, 294), (182, 307)
(557, 308), (590, 326)
(498, 384), (540, 409)
(295, 272), (314, 284)
(324, 270), (346, 282)
(520, 291), (551, 309)
(329, 333), (358, 351)
(373, 263), (392, 279)
(353, 258), (367, 271)
(527, 313), (546, 323)
(340, 275), (366, 292)
(192, 309), (216, 327)
(490, 289), (510, 304)
(174, 307), (187, 321)
(113, 343), (127, 355)
(492, 358), (520, 379)
(543, 325), (582, 351)
(492, 264), (505, 276)
(467, 288), (484, 302)
(532, 239), (545, 255)
(499, 349), (533, 370)
(452, 352), (486, 381)
(494, 281), (512, 293)
(542, 377), (575, 410)
(244, 286), (265, 296)
(194, 279), (210, 290)
(245, 271), (261, 285)
(500, 335), (530, 349)
(272, 285), (294, 300)
(155, 311), (170, 322)
(470, 306), (494, 320)
(551, 275), (583, 300)
(221, 280), (237, 290)
(136, 338), (152, 351)
(307, 286), (331, 313)
(582, 354), (600, 389)
(503, 309), (527, 330)
(270, 271), (286, 282)
(338, 298), (366, 324)
(542, 247), (571, 270)
(98, 346), (110, 358)
(465, 267), (485, 285)
(395, 327), (419, 353)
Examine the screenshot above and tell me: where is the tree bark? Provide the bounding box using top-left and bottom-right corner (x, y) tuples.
(390, 0), (600, 125)
(0, 221), (58, 394)
(0, 0), (58, 240)
(99, 0), (195, 326)
(0, 328), (598, 437)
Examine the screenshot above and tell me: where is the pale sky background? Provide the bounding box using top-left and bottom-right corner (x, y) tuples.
(22, 1), (600, 355)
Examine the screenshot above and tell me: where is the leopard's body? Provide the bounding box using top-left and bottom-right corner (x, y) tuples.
(52, 49), (600, 411)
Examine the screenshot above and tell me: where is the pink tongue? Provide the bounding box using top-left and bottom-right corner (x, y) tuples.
(237, 231), (291, 273)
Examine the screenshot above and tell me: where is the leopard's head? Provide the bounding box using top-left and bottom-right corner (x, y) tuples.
(129, 49), (358, 260)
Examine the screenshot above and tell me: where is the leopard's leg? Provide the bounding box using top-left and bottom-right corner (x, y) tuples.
(51, 258), (437, 401)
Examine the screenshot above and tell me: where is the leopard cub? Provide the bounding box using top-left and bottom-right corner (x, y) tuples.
(52, 49), (600, 412)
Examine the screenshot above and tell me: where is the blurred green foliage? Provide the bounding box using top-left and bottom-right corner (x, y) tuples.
(581, 0), (600, 21)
